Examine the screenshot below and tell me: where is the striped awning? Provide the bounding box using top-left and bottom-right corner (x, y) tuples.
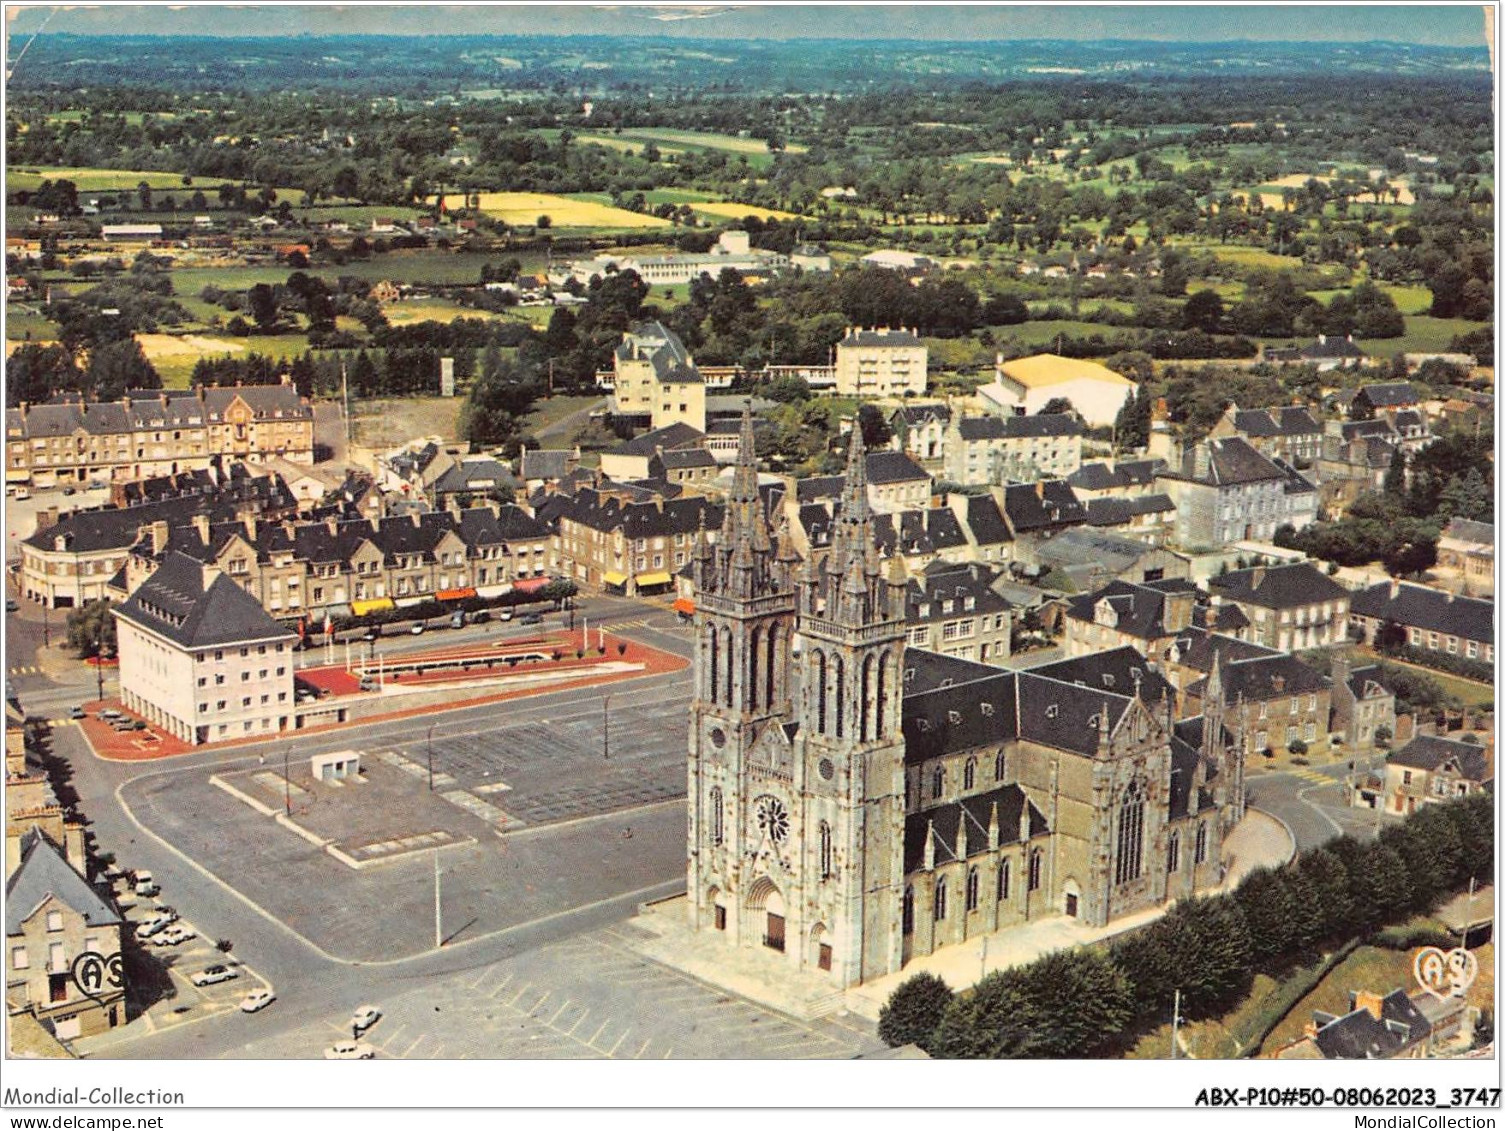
(475, 584), (511, 599)
(511, 576), (551, 593)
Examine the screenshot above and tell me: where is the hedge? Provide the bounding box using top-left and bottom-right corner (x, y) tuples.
(1380, 642), (1493, 686)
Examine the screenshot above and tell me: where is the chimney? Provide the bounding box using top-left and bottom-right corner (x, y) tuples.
(1034, 480), (1045, 500)
(34, 508), (58, 533)
(1353, 990), (1385, 1021)
(1251, 564), (1266, 589)
(244, 515), (257, 542)
(1164, 588), (1194, 632)
(1191, 441), (1211, 481)
(192, 513), (210, 543)
(1389, 578), (1401, 600)
(201, 561), (222, 590)
(325, 516), (338, 537)
(149, 520), (169, 556)
(1271, 673), (1285, 694)
(160, 391), (169, 409)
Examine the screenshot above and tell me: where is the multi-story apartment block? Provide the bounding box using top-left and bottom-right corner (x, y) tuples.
(833, 327), (928, 397)
(1154, 436), (1318, 551)
(113, 552), (299, 745)
(901, 560), (1013, 664)
(600, 321), (707, 432)
(943, 412), (1083, 486)
(1208, 561), (1351, 652)
(5, 382), (313, 488)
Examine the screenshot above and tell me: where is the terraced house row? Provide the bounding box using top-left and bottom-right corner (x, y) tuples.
(5, 382), (313, 488)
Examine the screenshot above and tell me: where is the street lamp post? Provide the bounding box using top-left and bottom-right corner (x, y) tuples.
(283, 747), (291, 816)
(426, 724), (435, 791)
(42, 600), (49, 648)
(603, 693), (611, 760)
(94, 618), (104, 704)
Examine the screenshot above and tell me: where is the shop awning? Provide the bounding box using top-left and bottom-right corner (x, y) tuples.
(635, 571), (673, 587)
(323, 603), (352, 621)
(673, 597), (696, 616)
(475, 584), (511, 599)
(394, 596), (426, 608)
(351, 598), (394, 616)
(437, 587), (476, 602)
(511, 576), (551, 593)
(602, 571), (629, 587)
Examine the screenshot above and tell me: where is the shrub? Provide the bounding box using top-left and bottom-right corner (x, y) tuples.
(1288, 738), (1308, 756)
(877, 972), (953, 1053)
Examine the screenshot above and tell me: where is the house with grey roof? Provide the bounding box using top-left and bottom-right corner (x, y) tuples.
(6, 829), (126, 1041)
(1263, 334), (1368, 372)
(1208, 402), (1323, 466)
(1437, 517), (1493, 597)
(602, 321), (708, 431)
(1208, 561), (1351, 651)
(1385, 733), (1493, 815)
(1155, 436), (1318, 550)
(944, 411), (1083, 485)
(901, 560), (1013, 665)
(113, 551), (298, 745)
(888, 402), (951, 469)
(1349, 580), (1494, 665)
(1276, 989), (1432, 1060)
(1034, 527), (1191, 595)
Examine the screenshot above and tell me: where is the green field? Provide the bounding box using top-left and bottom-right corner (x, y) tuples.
(1361, 316), (1489, 359)
(8, 166), (196, 191)
(1309, 284), (1433, 316)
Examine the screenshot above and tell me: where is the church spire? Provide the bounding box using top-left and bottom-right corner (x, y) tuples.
(828, 425), (872, 573)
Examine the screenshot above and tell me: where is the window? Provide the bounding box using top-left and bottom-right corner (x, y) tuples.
(46, 910), (64, 932)
(931, 765), (945, 798)
(709, 787), (723, 846)
(1028, 849), (1042, 892)
(997, 860), (1010, 902)
(819, 821), (833, 880)
(49, 942), (65, 972)
(1194, 821), (1208, 865)
(902, 887), (914, 935)
(963, 758), (976, 791)
(933, 877), (948, 921)
(1114, 782), (1145, 886)
(11, 945), (28, 970)
(1286, 725), (1298, 745)
(1290, 696), (1299, 715)
(1305, 722), (1316, 742)
(966, 867), (980, 913)
(994, 751), (1006, 781)
(1308, 693), (1317, 710)
(49, 973), (69, 1003)
(1167, 831), (1180, 874)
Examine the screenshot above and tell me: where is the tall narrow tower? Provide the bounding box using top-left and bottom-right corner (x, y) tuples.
(687, 405), (797, 941)
(791, 429), (910, 986)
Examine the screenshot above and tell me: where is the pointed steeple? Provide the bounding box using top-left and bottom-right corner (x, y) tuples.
(730, 400), (758, 505)
(828, 425), (872, 572)
(1097, 697), (1112, 755)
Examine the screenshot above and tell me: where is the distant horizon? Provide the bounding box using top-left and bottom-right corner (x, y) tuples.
(2, 4), (1490, 48)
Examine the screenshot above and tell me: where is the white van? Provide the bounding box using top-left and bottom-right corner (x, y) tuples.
(134, 871), (159, 897)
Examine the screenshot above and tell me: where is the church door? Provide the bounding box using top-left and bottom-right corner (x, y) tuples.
(765, 913), (786, 952)
(1065, 893), (1078, 917)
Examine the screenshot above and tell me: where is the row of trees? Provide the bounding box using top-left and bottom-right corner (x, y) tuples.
(879, 792), (1492, 1057)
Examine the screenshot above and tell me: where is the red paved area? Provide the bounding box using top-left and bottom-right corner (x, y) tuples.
(79, 629), (686, 763)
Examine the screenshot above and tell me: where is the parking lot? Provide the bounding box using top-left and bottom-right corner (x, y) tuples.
(227, 925), (880, 1061)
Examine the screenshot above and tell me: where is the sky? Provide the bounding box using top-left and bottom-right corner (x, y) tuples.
(1, 4), (1491, 47)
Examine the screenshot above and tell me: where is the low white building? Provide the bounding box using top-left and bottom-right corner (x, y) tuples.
(113, 551), (297, 745)
(980, 353), (1136, 428)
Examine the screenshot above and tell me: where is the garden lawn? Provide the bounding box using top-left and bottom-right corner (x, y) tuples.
(1360, 317), (1491, 359)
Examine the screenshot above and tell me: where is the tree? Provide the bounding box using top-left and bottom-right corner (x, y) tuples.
(1295, 847), (1355, 944)
(1383, 534), (1437, 578)
(87, 338), (161, 399)
(538, 578), (578, 609)
(857, 403), (893, 449)
(1039, 397), (1075, 416)
(878, 972), (953, 1053)
(6, 343), (79, 407)
(536, 215), (552, 230)
(66, 599), (116, 659)
(137, 181), (153, 211)
(1182, 289), (1225, 333)
(1383, 447), (1407, 497)
(247, 283), (279, 331)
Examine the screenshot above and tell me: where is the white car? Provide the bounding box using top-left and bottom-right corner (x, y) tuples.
(191, 965), (239, 987)
(135, 915), (172, 940)
(324, 1041), (375, 1060)
(351, 1005), (382, 1035)
(239, 989), (276, 1013)
(154, 925), (196, 947)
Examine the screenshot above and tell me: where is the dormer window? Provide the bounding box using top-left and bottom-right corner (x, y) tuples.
(1046, 704), (1058, 719)
(948, 711), (962, 724)
(980, 703), (994, 717)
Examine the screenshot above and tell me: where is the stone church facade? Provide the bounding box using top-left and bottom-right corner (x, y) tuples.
(687, 412), (1249, 990)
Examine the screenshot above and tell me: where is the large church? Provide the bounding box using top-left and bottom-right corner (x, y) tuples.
(686, 410), (1249, 990)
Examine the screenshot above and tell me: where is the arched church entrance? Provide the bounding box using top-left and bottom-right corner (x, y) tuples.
(1062, 878), (1081, 918)
(808, 922), (833, 973)
(745, 877), (786, 952)
(706, 885), (727, 931)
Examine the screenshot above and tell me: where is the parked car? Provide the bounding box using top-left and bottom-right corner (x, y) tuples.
(519, 612), (543, 626)
(89, 478), (107, 489)
(99, 709), (122, 721)
(360, 629), (379, 642)
(410, 623), (425, 635)
(449, 611), (465, 629)
(239, 989), (276, 1013)
(133, 871), (158, 897)
(135, 916), (172, 940)
(351, 1005), (382, 1035)
(472, 610), (492, 624)
(61, 486), (75, 496)
(191, 965), (239, 987)
(154, 926), (195, 947)
(13, 487), (29, 500)
(324, 1041), (374, 1060)
(5, 598), (17, 613)
(68, 706), (86, 719)
(358, 678), (378, 692)
(499, 609), (514, 622)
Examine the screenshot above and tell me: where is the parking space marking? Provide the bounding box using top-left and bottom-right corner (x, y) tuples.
(547, 999), (573, 1026)
(587, 1021), (609, 1045)
(606, 1029), (631, 1056)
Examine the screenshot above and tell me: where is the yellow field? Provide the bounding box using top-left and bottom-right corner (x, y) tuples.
(692, 201), (802, 221)
(7, 167), (194, 191)
(382, 300), (509, 325)
(135, 332), (245, 360)
(573, 135), (688, 158)
(440, 192), (670, 228)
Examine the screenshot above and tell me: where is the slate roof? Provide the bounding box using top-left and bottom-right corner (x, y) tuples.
(1198, 437), (1290, 486)
(1063, 578), (1204, 640)
(1001, 480), (1086, 532)
(1068, 458), (1165, 492)
(1209, 561), (1350, 609)
(843, 327), (922, 347)
(1349, 582), (1493, 645)
(1389, 735), (1491, 781)
(1356, 382), (1418, 408)
(1030, 646), (1176, 705)
(1442, 518), (1493, 550)
(431, 459), (519, 496)
(610, 422), (705, 458)
(5, 831), (123, 935)
(956, 413), (1082, 441)
(905, 561), (1012, 624)
(963, 494), (1012, 546)
(903, 785), (1047, 873)
(1340, 419), (1398, 442)
(1187, 652), (1329, 704)
(1083, 494), (1175, 526)
(6, 384), (309, 439)
(551, 486), (723, 540)
(519, 448), (574, 481)
(1309, 990), (1430, 1060)
(113, 551), (297, 650)
(864, 450), (932, 485)
(1036, 527), (1170, 574)
(870, 506), (968, 557)
(890, 404), (951, 427)
(659, 448), (718, 470)
(1167, 626), (1279, 672)
(1232, 406), (1322, 437)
